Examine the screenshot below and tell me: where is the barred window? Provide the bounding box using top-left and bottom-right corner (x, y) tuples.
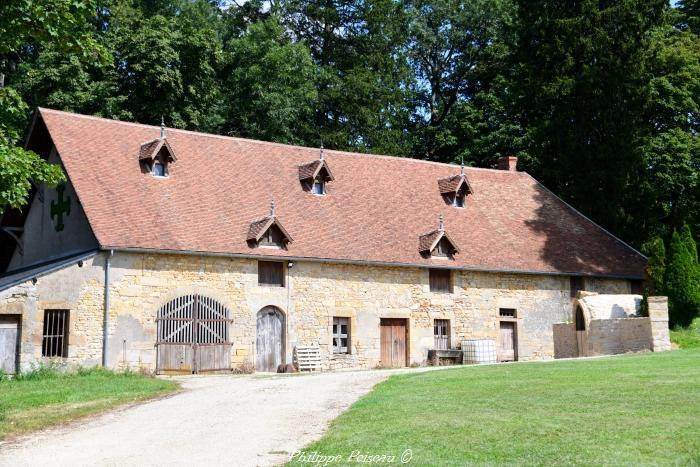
(434, 319), (450, 350)
(332, 317), (350, 354)
(42, 310), (69, 358)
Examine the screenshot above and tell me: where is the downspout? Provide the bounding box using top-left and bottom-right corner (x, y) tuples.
(102, 250), (113, 367)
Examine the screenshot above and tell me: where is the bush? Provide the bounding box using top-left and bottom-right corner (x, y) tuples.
(664, 228), (700, 327)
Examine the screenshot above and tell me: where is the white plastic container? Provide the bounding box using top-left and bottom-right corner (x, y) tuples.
(461, 339), (497, 364)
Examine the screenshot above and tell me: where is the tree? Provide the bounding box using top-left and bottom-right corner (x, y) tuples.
(664, 228), (700, 327)
(642, 236), (666, 294)
(221, 17), (318, 144)
(0, 0), (111, 213)
(406, 0), (515, 161)
(514, 0), (666, 245)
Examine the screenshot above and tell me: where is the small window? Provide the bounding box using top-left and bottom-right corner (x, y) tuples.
(312, 180), (325, 195)
(332, 317), (350, 354)
(499, 308), (516, 318)
(260, 225), (285, 248)
(258, 261), (284, 287)
(452, 194), (464, 208)
(42, 309), (69, 358)
(429, 269), (452, 293)
(570, 276), (584, 298)
(434, 319), (450, 350)
(432, 237), (453, 258)
(152, 160), (166, 177)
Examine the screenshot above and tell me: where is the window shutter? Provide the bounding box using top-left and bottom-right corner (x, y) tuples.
(258, 261), (284, 287)
(429, 269), (452, 293)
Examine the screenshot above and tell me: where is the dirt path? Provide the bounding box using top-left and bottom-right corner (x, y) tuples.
(0, 369), (401, 467)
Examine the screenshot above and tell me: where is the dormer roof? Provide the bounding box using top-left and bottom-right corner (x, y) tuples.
(139, 138), (176, 162)
(438, 173), (473, 195)
(419, 217), (460, 256)
(246, 202), (293, 245)
(298, 150), (334, 182)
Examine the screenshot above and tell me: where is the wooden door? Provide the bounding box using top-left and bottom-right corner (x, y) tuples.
(498, 321), (516, 361)
(256, 307), (284, 372)
(380, 318), (407, 367)
(0, 315), (19, 374)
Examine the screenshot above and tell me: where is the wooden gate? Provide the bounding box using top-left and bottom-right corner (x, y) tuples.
(380, 318), (407, 367)
(256, 307), (285, 372)
(498, 321), (516, 361)
(0, 315), (19, 374)
(156, 295), (232, 374)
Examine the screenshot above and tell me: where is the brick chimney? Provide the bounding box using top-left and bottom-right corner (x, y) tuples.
(497, 155), (518, 171)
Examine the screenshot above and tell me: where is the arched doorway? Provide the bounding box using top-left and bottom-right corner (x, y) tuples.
(156, 294), (232, 374)
(256, 306), (285, 372)
(575, 306), (587, 357)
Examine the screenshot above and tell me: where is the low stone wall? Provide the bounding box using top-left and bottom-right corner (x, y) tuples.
(587, 318), (651, 355)
(552, 322), (577, 358)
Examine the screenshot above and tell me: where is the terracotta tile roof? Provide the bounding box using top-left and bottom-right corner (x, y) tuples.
(36, 108), (646, 278)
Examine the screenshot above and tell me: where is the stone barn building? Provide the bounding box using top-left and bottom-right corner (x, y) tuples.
(0, 109), (668, 374)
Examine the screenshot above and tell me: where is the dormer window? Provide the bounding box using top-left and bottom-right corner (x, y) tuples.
(438, 165), (473, 208)
(139, 126), (177, 178)
(299, 146), (334, 195)
(312, 180), (325, 195)
(419, 215), (460, 260)
(247, 200), (293, 249)
(152, 160), (166, 177)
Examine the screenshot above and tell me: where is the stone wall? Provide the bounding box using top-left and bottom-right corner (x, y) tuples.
(1, 251), (633, 372)
(587, 318), (651, 355)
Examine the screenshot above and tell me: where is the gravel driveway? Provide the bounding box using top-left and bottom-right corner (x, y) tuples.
(0, 369), (400, 467)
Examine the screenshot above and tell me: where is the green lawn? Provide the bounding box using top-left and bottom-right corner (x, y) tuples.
(0, 368), (177, 440)
(293, 350), (700, 466)
(671, 318), (700, 349)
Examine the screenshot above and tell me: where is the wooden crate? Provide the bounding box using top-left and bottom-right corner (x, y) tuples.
(294, 345), (322, 372)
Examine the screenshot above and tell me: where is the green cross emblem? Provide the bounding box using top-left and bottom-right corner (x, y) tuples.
(50, 183), (71, 232)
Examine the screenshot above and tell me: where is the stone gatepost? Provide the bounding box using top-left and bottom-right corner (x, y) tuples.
(648, 296), (671, 352)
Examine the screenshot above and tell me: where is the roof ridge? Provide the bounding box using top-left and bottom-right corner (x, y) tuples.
(38, 107), (524, 174)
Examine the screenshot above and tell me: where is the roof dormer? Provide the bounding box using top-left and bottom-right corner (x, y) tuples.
(298, 145), (334, 195)
(438, 164), (473, 208)
(247, 200), (293, 249)
(139, 118), (176, 177)
(419, 215), (460, 259)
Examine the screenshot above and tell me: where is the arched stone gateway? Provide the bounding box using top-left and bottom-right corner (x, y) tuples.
(156, 294), (233, 374)
(256, 306), (285, 372)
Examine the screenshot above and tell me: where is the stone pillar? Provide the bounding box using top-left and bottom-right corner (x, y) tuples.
(648, 296), (671, 352)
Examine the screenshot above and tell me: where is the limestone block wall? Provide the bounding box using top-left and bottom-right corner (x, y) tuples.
(587, 318), (651, 355)
(648, 296), (672, 352)
(2, 250), (634, 372)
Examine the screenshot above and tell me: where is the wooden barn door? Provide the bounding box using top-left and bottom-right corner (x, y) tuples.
(498, 322), (516, 361)
(256, 307), (284, 372)
(0, 315), (19, 374)
(380, 318), (407, 367)
(156, 295), (232, 374)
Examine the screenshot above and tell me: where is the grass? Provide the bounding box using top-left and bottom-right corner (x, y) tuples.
(292, 350), (700, 466)
(0, 366), (177, 440)
(671, 318), (700, 349)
